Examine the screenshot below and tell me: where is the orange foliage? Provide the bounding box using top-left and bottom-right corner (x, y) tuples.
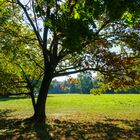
(68, 77), (80, 84)
(95, 39), (108, 46)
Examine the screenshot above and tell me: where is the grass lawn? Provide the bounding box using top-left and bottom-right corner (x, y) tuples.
(0, 94), (140, 139)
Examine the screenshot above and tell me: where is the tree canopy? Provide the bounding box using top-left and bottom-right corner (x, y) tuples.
(0, 0), (140, 122)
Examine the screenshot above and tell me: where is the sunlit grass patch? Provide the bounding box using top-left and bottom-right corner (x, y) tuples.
(0, 94), (140, 139)
(0, 94), (140, 120)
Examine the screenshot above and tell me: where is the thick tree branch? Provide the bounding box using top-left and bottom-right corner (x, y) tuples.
(54, 68), (99, 77)
(16, 0), (43, 47)
(42, 8), (51, 64)
(31, 58), (44, 71)
(31, 0), (39, 31)
(56, 65), (80, 73)
(19, 67), (30, 85)
(96, 20), (110, 35)
(52, 36), (58, 59)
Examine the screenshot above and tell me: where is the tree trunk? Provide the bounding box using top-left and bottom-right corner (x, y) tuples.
(33, 69), (53, 123)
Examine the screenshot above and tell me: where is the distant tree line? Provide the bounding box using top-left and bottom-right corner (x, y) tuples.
(48, 72), (95, 94)
(0, 71), (139, 97)
(48, 72), (140, 94)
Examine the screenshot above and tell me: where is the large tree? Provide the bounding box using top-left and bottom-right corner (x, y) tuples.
(2, 0), (140, 122)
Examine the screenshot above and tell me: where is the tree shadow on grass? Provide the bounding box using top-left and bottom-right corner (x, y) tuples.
(0, 109), (140, 140)
(48, 118), (140, 140)
(0, 109), (53, 140)
(0, 96), (28, 101)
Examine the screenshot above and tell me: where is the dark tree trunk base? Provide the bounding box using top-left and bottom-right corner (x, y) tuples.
(33, 114), (46, 123)
(24, 114), (46, 124)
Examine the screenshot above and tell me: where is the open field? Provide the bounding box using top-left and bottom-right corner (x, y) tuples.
(0, 94), (140, 139)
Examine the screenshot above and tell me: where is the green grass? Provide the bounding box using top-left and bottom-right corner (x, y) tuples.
(0, 94), (140, 139)
(47, 94), (140, 115)
(0, 94), (140, 120)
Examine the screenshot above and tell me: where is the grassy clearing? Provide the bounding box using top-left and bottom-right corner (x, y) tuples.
(46, 94), (140, 120)
(0, 94), (140, 139)
(0, 94), (139, 120)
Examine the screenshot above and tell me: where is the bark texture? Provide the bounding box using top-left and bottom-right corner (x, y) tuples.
(32, 68), (54, 123)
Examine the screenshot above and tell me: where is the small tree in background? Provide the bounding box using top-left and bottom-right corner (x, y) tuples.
(77, 72), (93, 94)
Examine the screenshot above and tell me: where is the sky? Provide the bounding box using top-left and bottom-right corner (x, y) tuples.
(55, 72), (97, 81)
